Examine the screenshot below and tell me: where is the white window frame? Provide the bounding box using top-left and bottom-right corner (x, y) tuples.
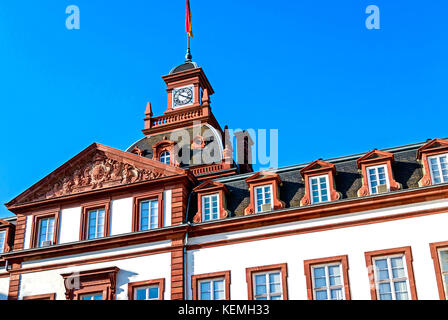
(139, 199), (159, 231)
(198, 278), (226, 300)
(438, 248), (448, 298)
(134, 285), (160, 300)
(160, 151), (171, 165)
(201, 193), (219, 222)
(87, 209), (105, 240)
(428, 154), (448, 185)
(366, 164), (390, 195)
(372, 254), (411, 300)
(37, 217), (55, 247)
(0, 230), (5, 254)
(311, 263), (345, 300)
(309, 174), (330, 204)
(254, 184), (273, 213)
(252, 271), (283, 300)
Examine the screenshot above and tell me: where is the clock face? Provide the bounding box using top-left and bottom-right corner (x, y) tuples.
(173, 87), (193, 107)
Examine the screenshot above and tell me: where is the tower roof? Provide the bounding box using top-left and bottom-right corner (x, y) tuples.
(169, 61), (199, 74)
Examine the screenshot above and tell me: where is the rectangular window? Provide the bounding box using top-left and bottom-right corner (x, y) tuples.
(438, 249), (448, 298)
(139, 199), (159, 230)
(429, 154), (448, 184)
(309, 175), (329, 204)
(312, 263), (344, 300)
(198, 278), (225, 300)
(202, 194), (219, 221)
(37, 217), (55, 247)
(367, 164), (389, 194)
(87, 209), (105, 240)
(0, 230), (5, 254)
(373, 255), (410, 300)
(134, 285), (160, 300)
(81, 293), (103, 300)
(253, 271), (282, 300)
(254, 185), (272, 213)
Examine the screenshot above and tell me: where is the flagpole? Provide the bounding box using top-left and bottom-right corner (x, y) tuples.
(185, 34), (192, 62)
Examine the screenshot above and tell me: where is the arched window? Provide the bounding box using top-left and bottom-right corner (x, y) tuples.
(160, 151), (171, 165)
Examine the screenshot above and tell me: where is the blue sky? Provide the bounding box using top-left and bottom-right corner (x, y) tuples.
(0, 1), (447, 218)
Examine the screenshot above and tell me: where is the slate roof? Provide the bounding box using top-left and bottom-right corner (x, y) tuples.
(186, 140), (436, 221)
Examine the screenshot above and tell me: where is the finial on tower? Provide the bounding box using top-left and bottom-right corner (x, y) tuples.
(185, 0), (193, 62)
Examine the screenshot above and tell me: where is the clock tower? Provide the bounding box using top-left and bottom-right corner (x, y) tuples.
(163, 61), (214, 112)
(142, 60), (220, 137)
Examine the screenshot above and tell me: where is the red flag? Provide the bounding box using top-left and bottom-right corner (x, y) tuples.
(185, 0), (193, 37)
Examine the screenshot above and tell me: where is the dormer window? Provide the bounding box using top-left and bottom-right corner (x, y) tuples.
(152, 140), (176, 166)
(367, 164), (390, 195)
(255, 185), (273, 213)
(244, 171), (285, 215)
(193, 181), (230, 223)
(202, 194), (219, 221)
(309, 175), (330, 204)
(37, 217), (55, 247)
(356, 149), (401, 197)
(417, 139), (448, 186)
(160, 151), (171, 165)
(300, 160), (340, 206)
(428, 154), (448, 184)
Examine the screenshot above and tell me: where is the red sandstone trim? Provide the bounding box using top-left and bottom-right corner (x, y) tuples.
(303, 255), (351, 300)
(429, 240), (448, 300)
(246, 263), (288, 300)
(191, 271), (231, 300)
(23, 293), (56, 300)
(128, 278), (165, 300)
(79, 198), (111, 241)
(364, 246), (417, 300)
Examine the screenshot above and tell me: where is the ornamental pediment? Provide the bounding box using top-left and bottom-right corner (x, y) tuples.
(8, 143), (185, 206)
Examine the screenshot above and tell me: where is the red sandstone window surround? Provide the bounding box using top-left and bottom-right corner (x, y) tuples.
(417, 138), (448, 186)
(61, 266), (119, 300)
(79, 199), (111, 241)
(304, 255), (351, 300)
(357, 149), (401, 197)
(152, 140), (177, 166)
(246, 263), (288, 300)
(429, 240), (448, 300)
(193, 181), (230, 223)
(128, 278), (165, 300)
(299, 160), (341, 206)
(364, 246), (417, 300)
(244, 171), (285, 215)
(30, 208), (60, 248)
(23, 293), (56, 300)
(132, 191), (164, 231)
(191, 271), (231, 300)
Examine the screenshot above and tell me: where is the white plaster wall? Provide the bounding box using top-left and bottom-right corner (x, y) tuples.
(164, 190), (172, 227)
(0, 276), (9, 300)
(18, 242), (172, 300)
(23, 215), (33, 249)
(187, 201), (448, 300)
(110, 197), (133, 236)
(58, 206), (81, 244)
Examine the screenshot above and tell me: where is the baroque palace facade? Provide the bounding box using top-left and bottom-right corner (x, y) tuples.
(0, 60), (448, 301)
